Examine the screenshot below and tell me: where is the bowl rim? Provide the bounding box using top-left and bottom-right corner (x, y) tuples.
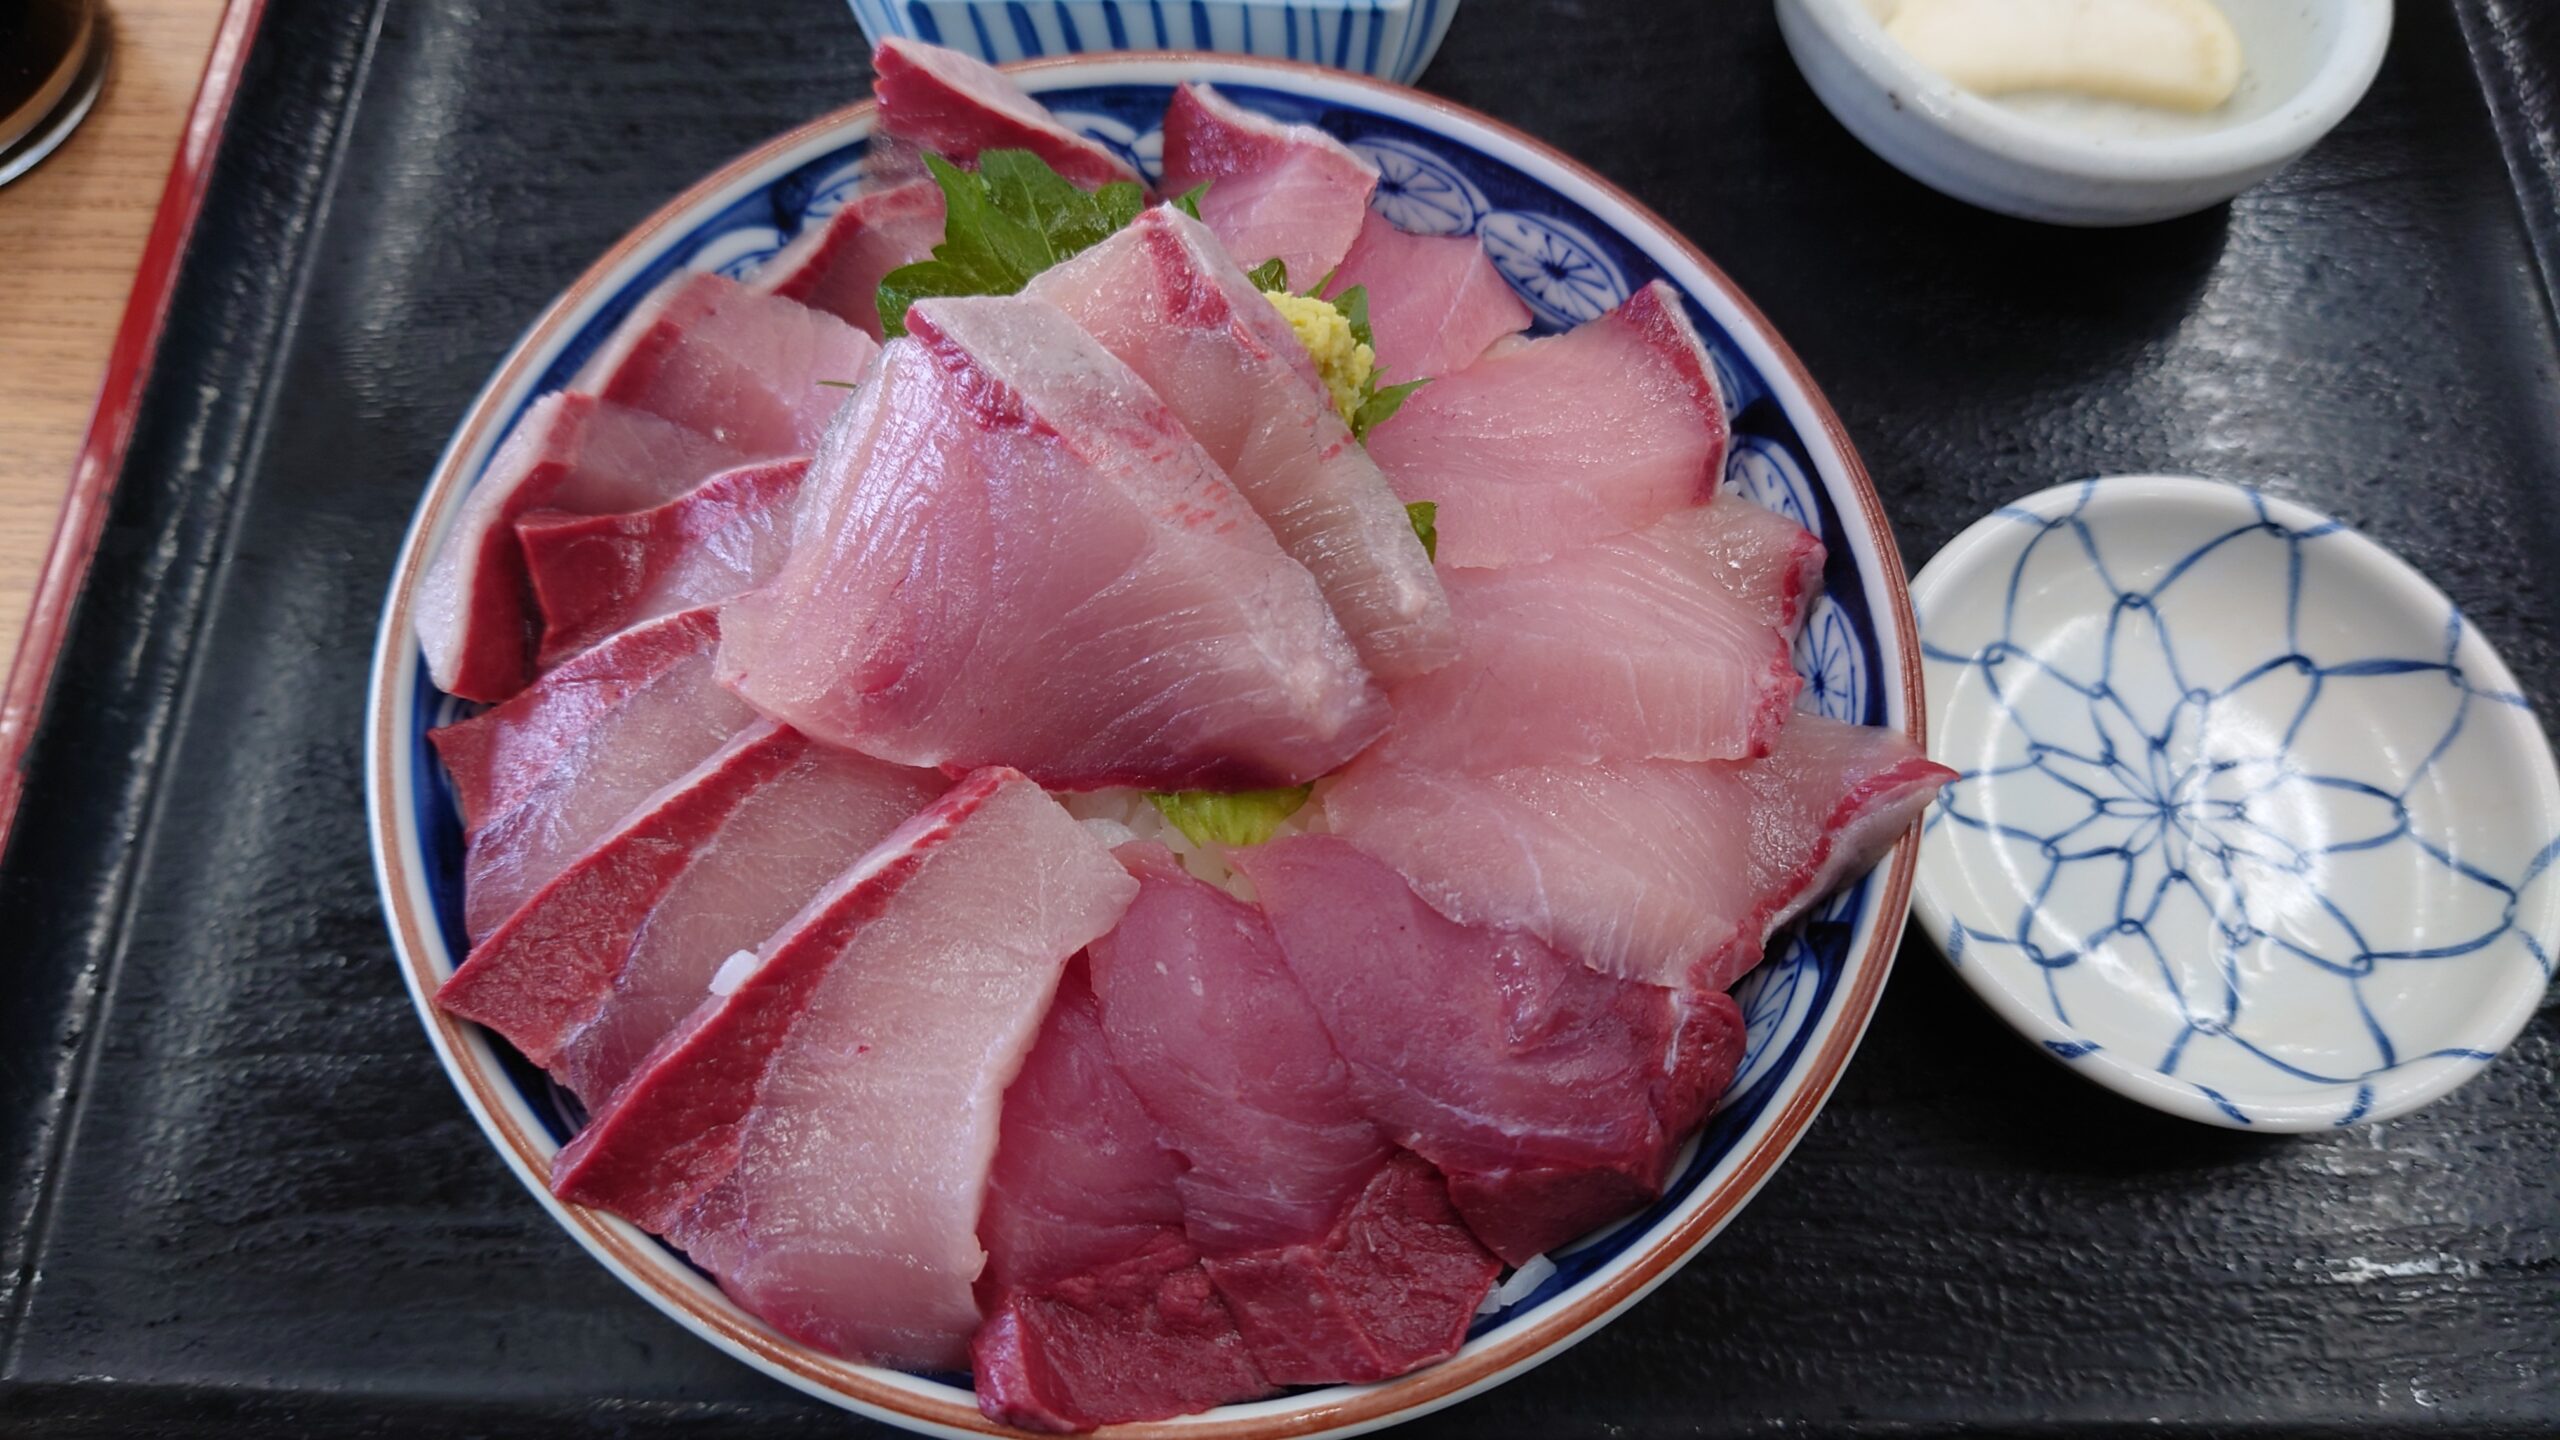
(1779, 0), (2395, 183)
(363, 50), (1929, 1438)
(1907, 473), (2560, 1133)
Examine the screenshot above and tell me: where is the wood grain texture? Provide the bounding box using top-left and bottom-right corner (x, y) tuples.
(0, 0), (229, 674)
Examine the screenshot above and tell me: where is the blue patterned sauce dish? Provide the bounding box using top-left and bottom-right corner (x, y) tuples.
(1912, 476), (2557, 1131)
(368, 55), (1927, 1440)
(845, 0), (1463, 85)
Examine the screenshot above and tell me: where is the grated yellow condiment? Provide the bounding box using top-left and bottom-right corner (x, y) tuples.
(1263, 289), (1377, 425)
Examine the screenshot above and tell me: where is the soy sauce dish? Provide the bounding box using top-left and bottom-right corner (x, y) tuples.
(367, 53), (1931, 1439)
(1913, 477), (2558, 1130)
(1776, 0), (2395, 225)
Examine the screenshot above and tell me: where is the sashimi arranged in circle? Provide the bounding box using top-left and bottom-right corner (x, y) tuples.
(370, 40), (1941, 1440)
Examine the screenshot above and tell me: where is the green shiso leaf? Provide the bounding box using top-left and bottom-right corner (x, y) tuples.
(1403, 500), (1439, 561)
(1351, 376), (1429, 441)
(1093, 179), (1147, 231)
(1173, 182), (1209, 220)
(877, 150), (1170, 338)
(1333, 284), (1375, 350)
(1145, 786), (1314, 848)
(1244, 256), (1290, 292)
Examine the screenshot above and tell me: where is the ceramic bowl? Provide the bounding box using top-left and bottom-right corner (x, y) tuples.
(1774, 0), (2394, 226)
(1912, 476), (2559, 1131)
(846, 0), (1462, 85)
(366, 54), (1927, 1438)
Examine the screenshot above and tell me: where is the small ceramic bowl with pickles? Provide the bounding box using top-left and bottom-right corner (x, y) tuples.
(1775, 0), (2394, 225)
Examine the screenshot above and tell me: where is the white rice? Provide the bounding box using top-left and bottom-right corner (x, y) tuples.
(1478, 1253), (1557, 1313)
(707, 948), (761, 997)
(1060, 785), (1332, 901)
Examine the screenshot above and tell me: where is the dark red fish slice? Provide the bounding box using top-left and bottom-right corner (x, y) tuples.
(1239, 835), (1746, 1264)
(751, 176), (946, 340)
(872, 37), (1137, 190)
(972, 968), (1270, 1431)
(430, 606), (755, 940)
(1087, 843), (1496, 1385)
(517, 456), (806, 671)
(415, 392), (749, 702)
(435, 720), (942, 1104)
(552, 769), (1135, 1370)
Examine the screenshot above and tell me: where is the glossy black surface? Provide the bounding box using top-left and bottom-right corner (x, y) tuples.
(2, 1), (2554, 1434)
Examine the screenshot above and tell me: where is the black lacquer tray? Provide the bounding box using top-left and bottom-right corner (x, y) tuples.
(2, 2), (2552, 1434)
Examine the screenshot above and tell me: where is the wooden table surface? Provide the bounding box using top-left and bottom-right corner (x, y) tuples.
(0, 0), (228, 676)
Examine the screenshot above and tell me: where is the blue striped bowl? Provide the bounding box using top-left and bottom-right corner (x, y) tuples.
(845, 0), (1462, 85)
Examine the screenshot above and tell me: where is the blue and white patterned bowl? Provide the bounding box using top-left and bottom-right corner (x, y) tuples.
(847, 0), (1462, 86)
(366, 54), (1925, 1438)
(1913, 477), (2558, 1132)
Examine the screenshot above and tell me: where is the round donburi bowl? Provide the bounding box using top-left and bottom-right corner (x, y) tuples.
(366, 54), (1926, 1439)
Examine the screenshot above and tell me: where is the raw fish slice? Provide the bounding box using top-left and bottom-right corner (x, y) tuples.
(718, 295), (1388, 790)
(518, 457), (807, 671)
(871, 38), (1137, 190)
(1088, 844), (1386, 1250)
(751, 177), (946, 339)
(430, 608), (756, 939)
(436, 721), (943, 1103)
(416, 392), (750, 702)
(1691, 489), (1828, 639)
(1380, 497), (1822, 771)
(1196, 1149), (1499, 1384)
(575, 269), (877, 456)
(1029, 206), (1455, 680)
(552, 769), (1137, 1369)
(1323, 714), (1955, 991)
(1087, 844), (1497, 1384)
(978, 968), (1192, 1299)
(1326, 210), (1531, 382)
(975, 1233), (1269, 1434)
(973, 968), (1269, 1430)
(1238, 836), (1747, 1263)
(1160, 82), (1377, 288)
(1365, 280), (1729, 568)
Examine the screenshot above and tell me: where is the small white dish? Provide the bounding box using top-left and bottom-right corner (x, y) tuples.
(1911, 477), (2559, 1130)
(1774, 0), (2394, 225)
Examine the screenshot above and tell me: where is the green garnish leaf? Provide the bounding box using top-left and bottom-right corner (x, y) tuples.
(1094, 179), (1147, 231)
(1145, 786), (1313, 848)
(1173, 182), (1209, 220)
(1333, 284), (1375, 350)
(1404, 500), (1439, 561)
(1351, 377), (1429, 440)
(1304, 266), (1340, 299)
(1245, 257), (1290, 292)
(877, 150), (1163, 338)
